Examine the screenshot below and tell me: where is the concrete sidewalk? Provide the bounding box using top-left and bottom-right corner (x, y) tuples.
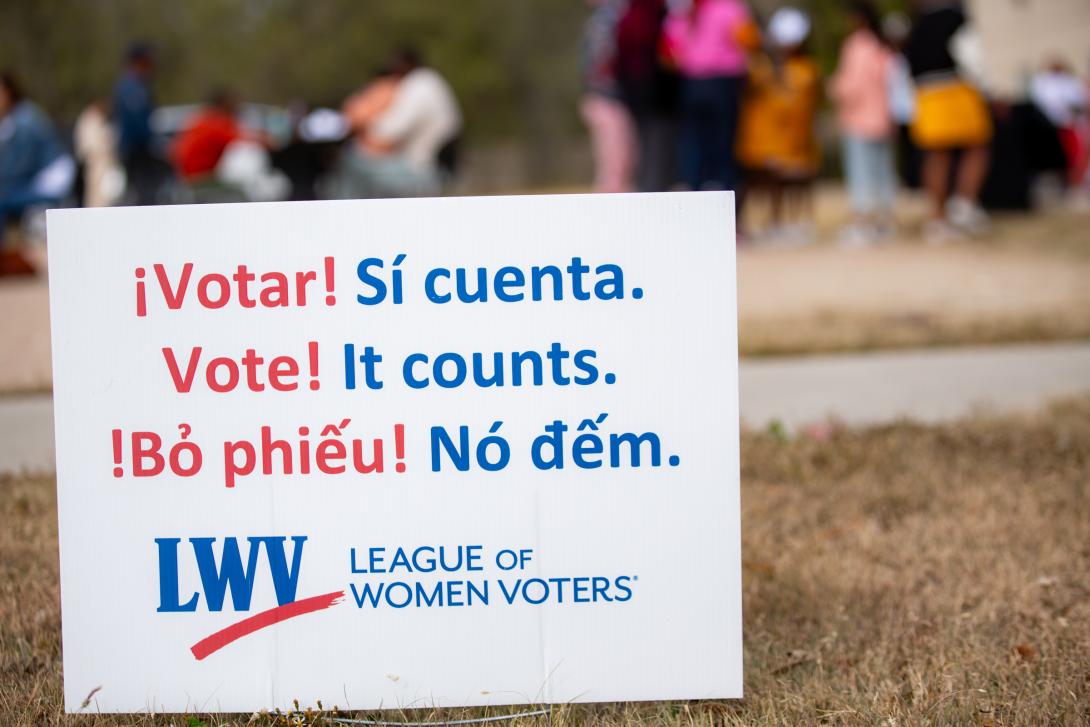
(740, 341), (1090, 430)
(2, 341), (1087, 474)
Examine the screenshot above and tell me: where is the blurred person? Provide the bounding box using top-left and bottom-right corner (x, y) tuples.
(615, 0), (680, 191)
(882, 12), (919, 187)
(74, 98), (124, 208)
(171, 90), (254, 181)
(113, 43), (169, 205)
(905, 0), (992, 242)
(765, 7), (820, 243)
(580, 0), (637, 193)
(736, 7), (820, 244)
(735, 44), (779, 235)
(272, 103), (349, 201)
(1029, 58), (1089, 188)
(343, 68), (400, 155)
(663, 0), (759, 192)
(171, 90), (288, 202)
(215, 141), (290, 202)
(326, 48), (462, 199)
(883, 13), (915, 128)
(830, 1), (897, 246)
(0, 71), (74, 272)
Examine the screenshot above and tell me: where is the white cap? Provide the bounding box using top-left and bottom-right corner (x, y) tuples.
(768, 7), (811, 48)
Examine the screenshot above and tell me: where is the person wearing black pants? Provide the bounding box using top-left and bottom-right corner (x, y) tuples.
(664, 0), (756, 191)
(680, 75), (742, 190)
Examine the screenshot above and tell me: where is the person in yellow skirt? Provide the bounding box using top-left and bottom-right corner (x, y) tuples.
(736, 7), (820, 243)
(905, 0), (992, 242)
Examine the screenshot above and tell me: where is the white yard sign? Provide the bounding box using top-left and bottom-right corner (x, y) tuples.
(48, 192), (742, 713)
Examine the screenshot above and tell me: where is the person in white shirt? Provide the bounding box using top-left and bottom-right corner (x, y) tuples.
(1030, 59), (1087, 132)
(1030, 59), (1089, 188)
(327, 48), (462, 198)
(74, 99), (125, 207)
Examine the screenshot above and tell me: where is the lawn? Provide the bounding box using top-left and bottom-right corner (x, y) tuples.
(2, 400), (1088, 725)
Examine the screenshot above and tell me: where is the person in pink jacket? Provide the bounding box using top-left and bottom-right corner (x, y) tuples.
(830, 0), (897, 245)
(663, 0), (758, 192)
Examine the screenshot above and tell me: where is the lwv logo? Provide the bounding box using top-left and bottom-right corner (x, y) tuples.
(155, 536), (307, 612)
(155, 535), (346, 661)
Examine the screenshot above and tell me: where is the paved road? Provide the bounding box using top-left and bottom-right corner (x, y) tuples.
(1, 341), (1087, 474)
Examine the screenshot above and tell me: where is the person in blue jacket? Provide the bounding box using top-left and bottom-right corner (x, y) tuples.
(112, 43), (168, 205)
(0, 71), (74, 245)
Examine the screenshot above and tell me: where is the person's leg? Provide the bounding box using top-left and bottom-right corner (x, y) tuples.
(768, 176), (784, 229)
(946, 144), (990, 234)
(579, 95), (636, 195)
(718, 75), (742, 192)
(581, 94), (628, 193)
(872, 138), (899, 236)
(695, 79), (721, 189)
(580, 95), (608, 192)
(921, 149), (952, 220)
(123, 147), (152, 205)
(839, 136), (878, 246)
(644, 115), (678, 192)
(630, 113), (654, 192)
(797, 179), (815, 224)
(679, 80), (704, 190)
(954, 144), (990, 202)
(786, 177), (816, 244)
(699, 77), (732, 190)
(596, 97), (637, 193)
(875, 138), (898, 214)
(842, 135), (872, 218)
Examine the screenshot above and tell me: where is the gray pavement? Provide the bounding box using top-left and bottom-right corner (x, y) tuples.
(0, 341), (1087, 474)
(740, 341), (1090, 430)
(1, 394), (59, 473)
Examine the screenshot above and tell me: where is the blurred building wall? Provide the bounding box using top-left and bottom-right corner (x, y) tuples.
(968, 0), (1090, 97)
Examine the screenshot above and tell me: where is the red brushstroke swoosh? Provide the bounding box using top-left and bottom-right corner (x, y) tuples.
(190, 590), (345, 660)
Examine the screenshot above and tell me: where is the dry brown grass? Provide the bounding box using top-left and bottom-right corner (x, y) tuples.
(3, 400), (1088, 726)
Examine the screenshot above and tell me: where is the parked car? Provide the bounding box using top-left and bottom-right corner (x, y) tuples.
(150, 102), (294, 148)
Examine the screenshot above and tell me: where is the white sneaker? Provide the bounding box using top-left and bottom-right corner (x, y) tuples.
(945, 196), (989, 235)
(922, 219), (964, 245)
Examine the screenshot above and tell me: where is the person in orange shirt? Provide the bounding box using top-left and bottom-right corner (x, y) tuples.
(171, 90), (259, 181)
(736, 7), (820, 243)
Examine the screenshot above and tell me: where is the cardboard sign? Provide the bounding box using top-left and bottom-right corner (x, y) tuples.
(48, 192), (742, 713)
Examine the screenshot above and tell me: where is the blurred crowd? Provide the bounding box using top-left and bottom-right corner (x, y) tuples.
(580, 0), (1090, 244)
(1, 0), (1089, 273)
(0, 44), (461, 272)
